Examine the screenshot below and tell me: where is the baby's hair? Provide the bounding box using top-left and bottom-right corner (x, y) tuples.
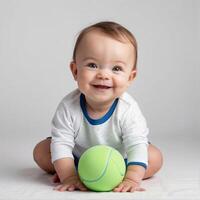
(72, 21), (138, 70)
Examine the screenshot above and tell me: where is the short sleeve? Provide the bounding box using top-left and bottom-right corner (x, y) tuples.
(121, 102), (149, 168)
(50, 102), (75, 163)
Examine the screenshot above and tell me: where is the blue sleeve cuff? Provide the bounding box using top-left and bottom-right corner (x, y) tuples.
(127, 162), (147, 170)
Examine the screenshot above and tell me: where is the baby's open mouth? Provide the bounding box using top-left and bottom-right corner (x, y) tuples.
(93, 85), (112, 89)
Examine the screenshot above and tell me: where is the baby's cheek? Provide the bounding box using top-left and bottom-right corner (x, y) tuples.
(80, 69), (94, 80)
(114, 78), (128, 88)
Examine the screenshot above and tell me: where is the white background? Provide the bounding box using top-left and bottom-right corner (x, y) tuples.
(0, 1), (199, 199)
(0, 0), (199, 142)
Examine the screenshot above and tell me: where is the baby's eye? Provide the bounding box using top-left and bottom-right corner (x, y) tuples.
(112, 66), (123, 72)
(87, 63), (98, 68)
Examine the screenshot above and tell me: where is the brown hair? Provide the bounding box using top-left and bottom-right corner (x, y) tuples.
(72, 21), (138, 70)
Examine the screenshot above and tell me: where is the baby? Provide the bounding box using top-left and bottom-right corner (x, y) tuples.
(33, 21), (163, 192)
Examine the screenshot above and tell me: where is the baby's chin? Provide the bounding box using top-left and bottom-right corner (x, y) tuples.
(86, 94), (116, 105)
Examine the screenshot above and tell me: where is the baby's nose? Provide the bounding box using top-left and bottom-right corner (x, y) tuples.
(96, 69), (110, 79)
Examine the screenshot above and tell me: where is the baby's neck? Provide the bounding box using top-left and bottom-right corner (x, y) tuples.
(86, 100), (113, 120)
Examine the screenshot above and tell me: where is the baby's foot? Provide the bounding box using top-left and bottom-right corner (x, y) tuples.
(52, 173), (60, 183)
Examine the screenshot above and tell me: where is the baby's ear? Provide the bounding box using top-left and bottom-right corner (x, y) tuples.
(70, 61), (78, 80)
(128, 69), (137, 82)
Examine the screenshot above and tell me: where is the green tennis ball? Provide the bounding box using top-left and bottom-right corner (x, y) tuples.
(78, 145), (126, 192)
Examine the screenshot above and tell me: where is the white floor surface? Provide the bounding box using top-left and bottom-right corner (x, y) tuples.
(1, 134), (200, 200)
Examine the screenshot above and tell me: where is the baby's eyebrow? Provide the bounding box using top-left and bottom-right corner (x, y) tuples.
(83, 57), (126, 65)
(83, 57), (98, 62)
(113, 60), (126, 65)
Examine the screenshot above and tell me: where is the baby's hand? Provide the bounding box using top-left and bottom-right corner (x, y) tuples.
(54, 175), (88, 192)
(113, 178), (145, 192)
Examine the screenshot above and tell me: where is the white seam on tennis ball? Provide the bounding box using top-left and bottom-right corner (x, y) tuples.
(81, 149), (113, 183)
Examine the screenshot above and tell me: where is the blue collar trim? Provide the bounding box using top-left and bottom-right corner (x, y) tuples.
(80, 94), (118, 125)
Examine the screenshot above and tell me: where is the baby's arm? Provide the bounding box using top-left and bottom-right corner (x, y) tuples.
(50, 100), (87, 191)
(118, 99), (149, 192)
(53, 158), (87, 191)
(114, 165), (145, 192)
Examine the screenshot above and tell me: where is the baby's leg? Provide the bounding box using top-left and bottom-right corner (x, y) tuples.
(143, 144), (163, 179)
(33, 139), (163, 180)
(33, 138), (55, 174)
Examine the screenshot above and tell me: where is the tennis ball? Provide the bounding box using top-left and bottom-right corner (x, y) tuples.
(78, 145), (126, 192)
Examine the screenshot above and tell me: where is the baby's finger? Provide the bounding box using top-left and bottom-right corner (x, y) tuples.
(77, 182), (88, 191)
(54, 184), (69, 192)
(79, 185), (88, 191)
(135, 187), (146, 192)
(130, 187), (136, 193)
(113, 184), (124, 192)
(121, 185), (132, 192)
(68, 185), (75, 191)
(54, 184), (62, 190)
(79, 186), (88, 191)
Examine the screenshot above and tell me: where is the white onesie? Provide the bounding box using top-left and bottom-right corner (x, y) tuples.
(51, 89), (149, 169)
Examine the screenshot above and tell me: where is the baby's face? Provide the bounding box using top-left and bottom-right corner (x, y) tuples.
(71, 30), (136, 106)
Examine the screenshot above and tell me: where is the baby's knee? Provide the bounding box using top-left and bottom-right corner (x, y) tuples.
(33, 139), (51, 163)
(149, 144), (163, 171)
(33, 141), (42, 163)
(33, 139), (54, 173)
(143, 145), (163, 179)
